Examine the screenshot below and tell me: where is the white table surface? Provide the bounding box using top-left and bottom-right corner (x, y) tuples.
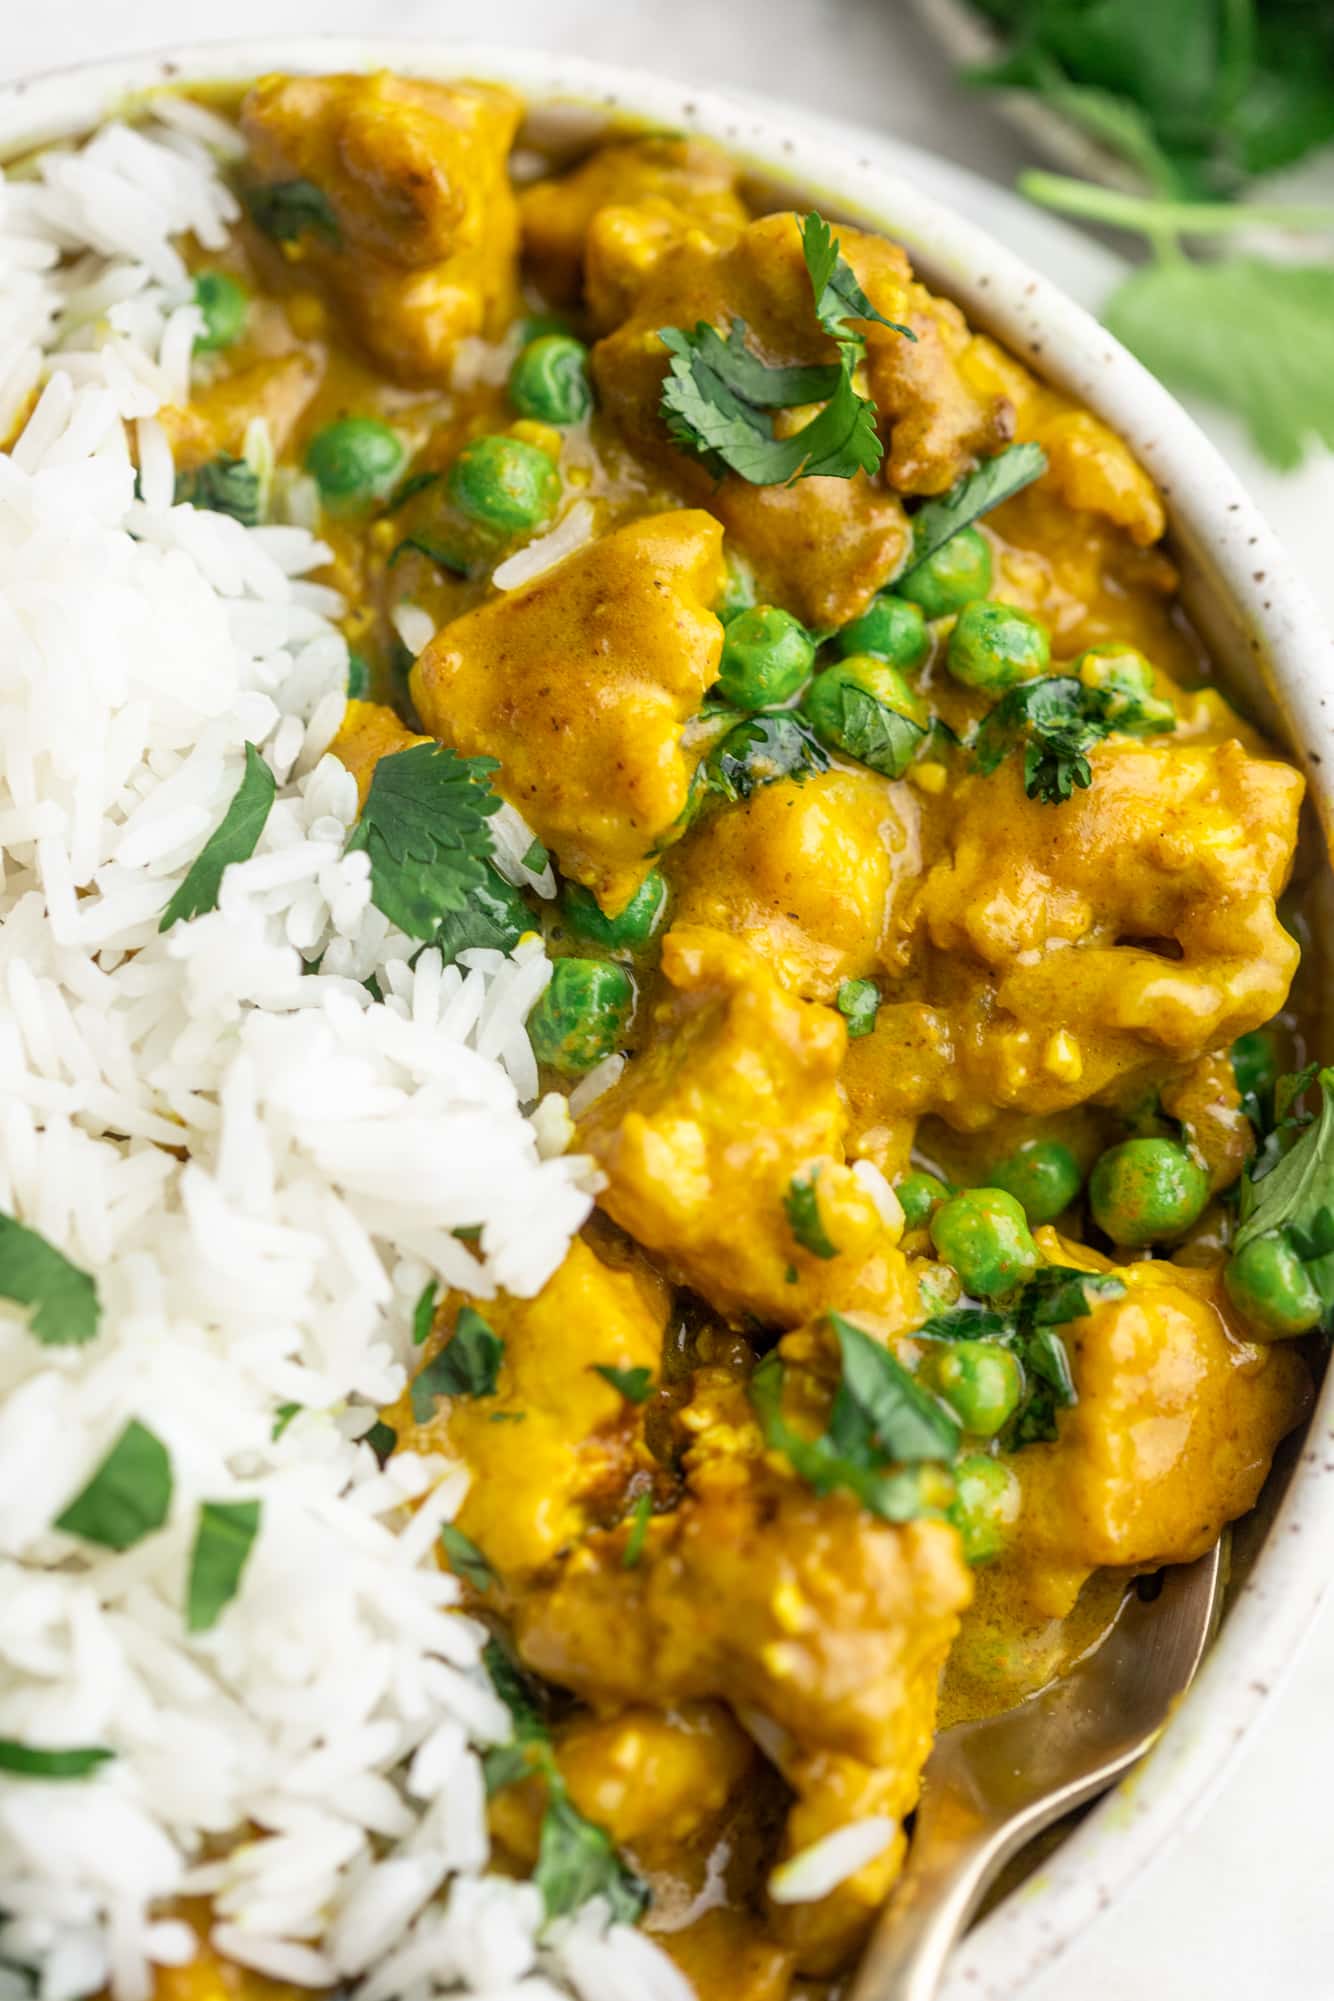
(5, 2), (1334, 1995)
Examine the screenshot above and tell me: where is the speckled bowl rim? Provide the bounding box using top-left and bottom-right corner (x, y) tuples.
(4, 38), (1334, 2001)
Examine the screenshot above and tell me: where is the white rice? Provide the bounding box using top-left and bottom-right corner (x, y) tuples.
(766, 1817), (898, 1905)
(0, 108), (681, 2001)
(491, 501), (596, 593)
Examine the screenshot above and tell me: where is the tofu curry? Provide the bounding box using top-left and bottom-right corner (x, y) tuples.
(152, 68), (1325, 2001)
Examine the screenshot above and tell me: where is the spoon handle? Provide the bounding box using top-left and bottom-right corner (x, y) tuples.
(846, 1781), (1012, 2001)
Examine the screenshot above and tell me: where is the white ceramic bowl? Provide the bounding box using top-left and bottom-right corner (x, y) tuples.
(4, 39), (1333, 2001)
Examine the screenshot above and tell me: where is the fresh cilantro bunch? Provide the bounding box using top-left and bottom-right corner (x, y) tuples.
(658, 212), (916, 485)
(962, 1), (1334, 466)
(972, 671), (1174, 804)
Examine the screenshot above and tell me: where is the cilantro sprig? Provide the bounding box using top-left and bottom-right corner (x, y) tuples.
(348, 741), (502, 943)
(483, 1640), (649, 1923)
(972, 672), (1174, 804)
(410, 1305), (504, 1419)
(658, 211), (915, 486)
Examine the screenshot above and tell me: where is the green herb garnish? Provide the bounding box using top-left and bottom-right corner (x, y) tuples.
(592, 1364), (655, 1404)
(0, 1740), (114, 1780)
(0, 1213), (99, 1347)
(55, 1419), (172, 1551)
(483, 1640), (649, 1921)
(186, 1499), (261, 1633)
(829, 1313), (962, 1463)
(906, 442), (1049, 570)
(703, 712), (830, 803)
(246, 178), (341, 246)
(159, 743), (276, 929)
(364, 1419), (396, 1464)
(387, 536), (471, 578)
(972, 673), (1173, 804)
(836, 979), (880, 1040)
(271, 1402), (302, 1441)
(174, 455), (263, 527)
(410, 1305), (504, 1418)
(658, 211), (915, 486)
(622, 1491), (653, 1568)
(438, 1523), (497, 1593)
(784, 1166), (840, 1260)
(1234, 1065), (1334, 1287)
(347, 741), (502, 944)
(412, 1280), (439, 1347)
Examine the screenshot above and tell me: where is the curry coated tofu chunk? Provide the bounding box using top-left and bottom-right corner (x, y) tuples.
(592, 212), (1013, 626)
(518, 135), (748, 326)
(515, 1454), (970, 1973)
(411, 511), (726, 913)
(329, 697), (427, 807)
(844, 736), (1303, 1149)
(579, 926), (916, 1327)
(241, 72), (521, 381)
(390, 1236), (668, 1585)
(1001, 1250), (1311, 1618)
(666, 767), (922, 1004)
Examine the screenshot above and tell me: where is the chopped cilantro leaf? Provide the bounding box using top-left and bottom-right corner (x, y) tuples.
(0, 1740), (114, 1780)
(364, 1419), (396, 1464)
(159, 743), (276, 929)
(704, 712), (829, 803)
(186, 1498), (261, 1633)
(623, 1491), (653, 1568)
(0, 1213), (99, 1347)
(246, 178), (341, 245)
(482, 1639), (648, 1920)
(347, 741), (502, 943)
(387, 535), (470, 577)
(412, 1280), (439, 1347)
(174, 455), (263, 527)
(438, 1523), (497, 1593)
(271, 1402), (302, 1441)
(829, 1313), (961, 1464)
(905, 442), (1049, 571)
(749, 1351), (946, 1523)
(1234, 1066), (1334, 1322)
(593, 1364), (655, 1404)
(836, 978), (880, 1039)
(410, 1305), (504, 1418)
(55, 1418), (172, 1551)
(784, 1166), (840, 1260)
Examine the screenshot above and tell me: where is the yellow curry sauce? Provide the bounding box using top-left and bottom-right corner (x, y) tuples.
(143, 68), (1318, 2001)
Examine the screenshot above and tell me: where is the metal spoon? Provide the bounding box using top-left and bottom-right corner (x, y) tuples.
(850, 1543), (1224, 2001)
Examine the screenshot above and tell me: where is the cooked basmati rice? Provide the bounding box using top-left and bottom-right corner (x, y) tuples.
(0, 105), (688, 2001)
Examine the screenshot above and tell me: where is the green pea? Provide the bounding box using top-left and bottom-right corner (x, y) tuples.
(834, 593), (929, 671)
(946, 599), (1051, 692)
(306, 419), (406, 510)
(896, 1171), (951, 1231)
(448, 434), (560, 536)
(193, 270), (249, 352)
(896, 526), (993, 619)
(717, 605), (815, 710)
(1224, 1232), (1323, 1340)
(801, 654), (927, 778)
(950, 1453), (1020, 1565)
(1076, 642), (1175, 732)
(1232, 1030), (1278, 1110)
(919, 1340), (1024, 1438)
(917, 1261), (962, 1315)
(930, 1187), (1039, 1299)
(346, 651), (371, 700)
(988, 1140), (1082, 1226)
(527, 959), (634, 1075)
(835, 978), (879, 1040)
(1088, 1138), (1209, 1247)
(718, 550), (757, 624)
(508, 334), (593, 426)
(563, 872), (667, 951)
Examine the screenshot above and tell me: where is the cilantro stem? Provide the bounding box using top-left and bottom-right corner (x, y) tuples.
(1019, 172), (1334, 240)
